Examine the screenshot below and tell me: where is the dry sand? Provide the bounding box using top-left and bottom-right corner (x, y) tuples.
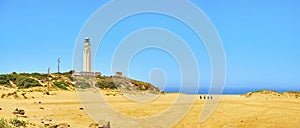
(0, 87), (299, 128)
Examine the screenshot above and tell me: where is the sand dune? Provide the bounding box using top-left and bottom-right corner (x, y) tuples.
(0, 88), (299, 127)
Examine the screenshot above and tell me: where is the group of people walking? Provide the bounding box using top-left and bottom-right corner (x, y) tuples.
(199, 95), (213, 100)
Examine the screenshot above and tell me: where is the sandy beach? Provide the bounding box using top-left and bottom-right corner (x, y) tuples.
(0, 88), (299, 128)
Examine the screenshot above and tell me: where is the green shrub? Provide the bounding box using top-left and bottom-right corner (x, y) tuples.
(0, 74), (16, 85)
(0, 118), (11, 128)
(18, 73), (48, 81)
(97, 81), (118, 89)
(10, 118), (26, 127)
(75, 81), (90, 89)
(31, 73), (48, 80)
(15, 76), (42, 88)
(61, 70), (75, 75)
(0, 80), (8, 84)
(96, 76), (106, 79)
(53, 81), (68, 90)
(131, 80), (152, 90)
(0, 74), (43, 88)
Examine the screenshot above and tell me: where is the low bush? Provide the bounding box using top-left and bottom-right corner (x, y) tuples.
(15, 76), (42, 89)
(53, 81), (68, 90)
(10, 118), (26, 127)
(75, 81), (90, 89)
(97, 81), (118, 89)
(0, 74), (16, 85)
(0, 117), (26, 128)
(0, 118), (10, 128)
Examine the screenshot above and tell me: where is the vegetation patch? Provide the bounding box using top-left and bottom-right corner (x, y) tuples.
(0, 118), (10, 128)
(15, 76), (42, 89)
(0, 74), (42, 88)
(0, 118), (26, 128)
(0, 71), (161, 93)
(19, 72), (48, 80)
(97, 81), (118, 89)
(0, 74), (16, 85)
(53, 81), (69, 90)
(75, 81), (90, 89)
(10, 118), (26, 127)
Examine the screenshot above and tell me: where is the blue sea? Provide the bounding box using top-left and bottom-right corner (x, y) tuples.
(163, 87), (299, 94)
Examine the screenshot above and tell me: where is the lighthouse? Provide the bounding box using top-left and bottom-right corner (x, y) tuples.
(83, 36), (91, 72)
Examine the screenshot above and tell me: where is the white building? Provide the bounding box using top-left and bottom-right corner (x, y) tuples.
(73, 37), (101, 77)
(83, 36), (91, 72)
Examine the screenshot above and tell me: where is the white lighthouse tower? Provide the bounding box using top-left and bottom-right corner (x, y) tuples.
(83, 37), (91, 72)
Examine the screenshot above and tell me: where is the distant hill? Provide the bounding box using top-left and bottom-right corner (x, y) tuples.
(0, 71), (161, 94)
(242, 90), (299, 99)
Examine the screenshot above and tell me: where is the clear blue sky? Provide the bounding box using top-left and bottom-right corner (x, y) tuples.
(1, 0), (299, 91)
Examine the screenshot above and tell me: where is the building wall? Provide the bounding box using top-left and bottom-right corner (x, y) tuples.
(83, 40), (91, 72)
(115, 72), (122, 77)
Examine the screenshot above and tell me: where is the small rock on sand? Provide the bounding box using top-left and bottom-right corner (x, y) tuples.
(56, 123), (70, 128)
(13, 108), (25, 115)
(89, 121), (110, 128)
(1, 94), (5, 98)
(44, 122), (70, 128)
(98, 120), (110, 128)
(89, 123), (98, 128)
